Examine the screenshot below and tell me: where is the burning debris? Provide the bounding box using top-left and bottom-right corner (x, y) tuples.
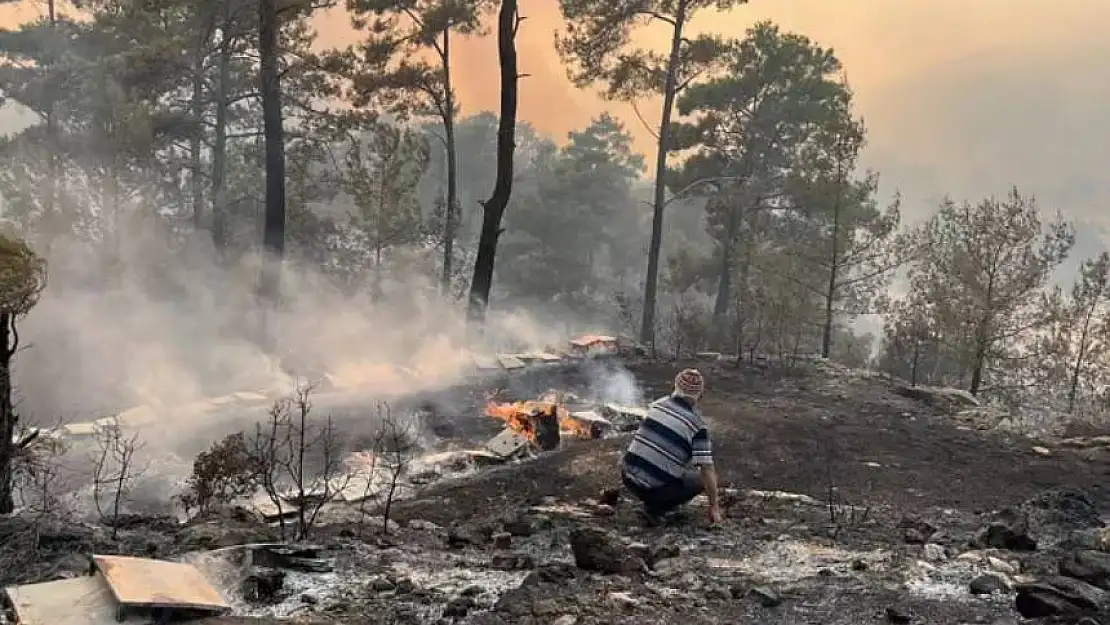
(483, 390), (646, 455)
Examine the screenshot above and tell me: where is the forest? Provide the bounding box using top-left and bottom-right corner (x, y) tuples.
(0, 0), (1104, 426)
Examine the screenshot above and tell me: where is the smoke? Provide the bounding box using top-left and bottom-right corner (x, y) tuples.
(583, 361), (645, 407)
(9, 211), (576, 441)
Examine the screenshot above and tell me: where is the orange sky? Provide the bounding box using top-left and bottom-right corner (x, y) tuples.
(315, 0), (1110, 232)
(3, 0), (1110, 230)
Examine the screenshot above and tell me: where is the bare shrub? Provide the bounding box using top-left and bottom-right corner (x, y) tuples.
(182, 432), (258, 517)
(248, 384), (351, 540)
(820, 428), (871, 535)
(91, 425), (145, 539)
(375, 402), (417, 535)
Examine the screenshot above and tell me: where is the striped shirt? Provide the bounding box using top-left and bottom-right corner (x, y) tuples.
(621, 394), (713, 489)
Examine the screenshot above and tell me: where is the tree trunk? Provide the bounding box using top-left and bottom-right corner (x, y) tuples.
(190, 60), (204, 230)
(821, 172), (843, 359)
(257, 0), (286, 308)
(712, 203), (738, 319)
(42, 0), (58, 256)
(638, 0), (688, 348)
(466, 0), (518, 323)
(440, 28), (459, 294)
(713, 201), (742, 350)
(969, 344), (986, 396)
(211, 25), (231, 258)
(910, 339), (920, 386)
(0, 313), (16, 513)
(1068, 304), (1097, 413)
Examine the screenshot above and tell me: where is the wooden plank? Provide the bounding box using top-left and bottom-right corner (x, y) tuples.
(6, 574), (146, 625)
(92, 555), (230, 613)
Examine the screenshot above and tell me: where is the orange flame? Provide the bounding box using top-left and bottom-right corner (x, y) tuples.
(484, 397), (595, 442)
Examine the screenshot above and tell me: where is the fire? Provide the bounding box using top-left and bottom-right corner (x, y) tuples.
(484, 397), (594, 443)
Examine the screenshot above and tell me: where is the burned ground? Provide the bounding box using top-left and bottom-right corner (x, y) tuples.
(10, 358), (1110, 625)
(393, 359), (1110, 527)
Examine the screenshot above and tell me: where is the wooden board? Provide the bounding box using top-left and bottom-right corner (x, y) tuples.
(92, 555), (231, 613)
(6, 574), (146, 625)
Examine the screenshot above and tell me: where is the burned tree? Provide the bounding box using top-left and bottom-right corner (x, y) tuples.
(249, 385), (351, 540)
(466, 0), (520, 322)
(91, 426), (146, 540)
(0, 233), (46, 514)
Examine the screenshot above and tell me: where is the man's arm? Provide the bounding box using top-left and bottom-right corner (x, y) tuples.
(691, 428), (720, 515)
(699, 463), (719, 510)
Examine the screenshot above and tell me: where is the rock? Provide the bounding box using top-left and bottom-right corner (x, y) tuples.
(884, 606), (911, 623)
(1015, 575), (1108, 619)
(492, 531), (512, 549)
(569, 526), (644, 574)
(443, 596), (477, 618)
(250, 544), (333, 573)
(650, 535), (682, 563)
(1067, 528), (1110, 552)
(898, 515), (937, 544)
(1032, 446), (1052, 456)
(987, 556), (1019, 576)
(447, 524), (488, 548)
(490, 552), (536, 570)
(502, 516), (536, 537)
(706, 585), (731, 601)
(594, 504), (616, 517)
(893, 384), (979, 412)
(552, 616), (578, 625)
(241, 568), (285, 603)
(370, 578), (396, 592)
(969, 573), (1010, 595)
(975, 509), (1038, 551)
(750, 586), (781, 607)
(1005, 488), (1104, 549)
(408, 519), (441, 531)
(1060, 550), (1110, 589)
(51, 553), (92, 579)
(923, 543), (947, 562)
(521, 563), (578, 587)
(851, 559), (869, 571)
(608, 591), (640, 606)
(461, 585), (484, 597)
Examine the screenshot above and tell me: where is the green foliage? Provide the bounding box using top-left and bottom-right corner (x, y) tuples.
(0, 232), (47, 316)
(893, 189), (1074, 395)
(555, 0), (742, 100)
(182, 431), (258, 517)
(498, 114), (644, 307)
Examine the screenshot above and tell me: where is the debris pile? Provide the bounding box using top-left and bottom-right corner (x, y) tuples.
(483, 390), (647, 459)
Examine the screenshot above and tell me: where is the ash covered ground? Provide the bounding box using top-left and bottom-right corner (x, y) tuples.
(8, 357), (1110, 625)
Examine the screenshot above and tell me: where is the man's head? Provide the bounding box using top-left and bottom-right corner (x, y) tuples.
(673, 368), (705, 403)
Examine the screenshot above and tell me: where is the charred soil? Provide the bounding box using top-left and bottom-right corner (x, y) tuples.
(11, 359), (1110, 625)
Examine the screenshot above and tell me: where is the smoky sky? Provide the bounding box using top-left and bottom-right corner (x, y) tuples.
(3, 0), (1108, 240)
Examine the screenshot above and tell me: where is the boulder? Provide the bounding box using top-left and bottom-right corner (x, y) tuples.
(975, 509), (1038, 551)
(1060, 550), (1110, 590)
(569, 526), (645, 574)
(969, 573), (1010, 595)
(1015, 576), (1108, 619)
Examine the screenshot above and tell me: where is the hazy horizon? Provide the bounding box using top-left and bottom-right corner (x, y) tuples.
(1, 0), (1107, 238)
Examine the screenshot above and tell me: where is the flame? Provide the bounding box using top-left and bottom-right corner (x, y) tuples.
(484, 397), (595, 442)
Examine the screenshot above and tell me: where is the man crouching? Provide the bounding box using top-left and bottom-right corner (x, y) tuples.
(620, 368), (722, 525)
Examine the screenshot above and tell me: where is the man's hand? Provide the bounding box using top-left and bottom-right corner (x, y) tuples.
(707, 503), (723, 524)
